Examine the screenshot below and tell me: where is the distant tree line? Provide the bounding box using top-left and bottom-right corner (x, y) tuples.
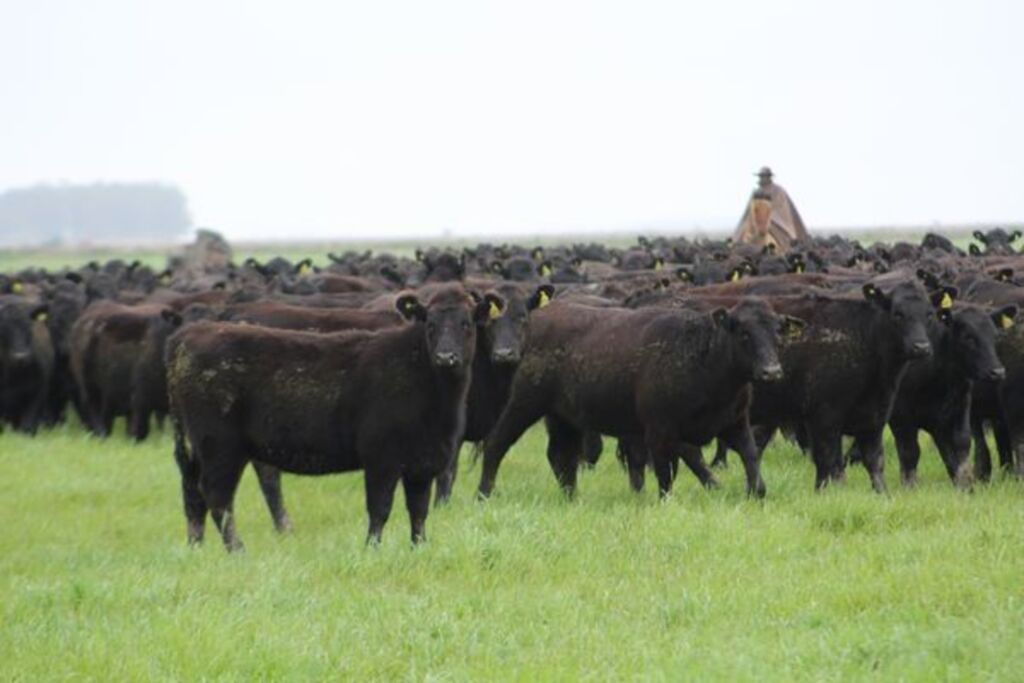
(0, 182), (192, 247)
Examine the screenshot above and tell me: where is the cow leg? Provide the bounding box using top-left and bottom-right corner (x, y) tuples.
(618, 436), (647, 492)
(677, 443), (719, 492)
(808, 423), (841, 490)
(993, 419), (1014, 475)
(581, 431), (603, 468)
(710, 439), (729, 469)
(720, 421), (765, 498)
(854, 431), (887, 493)
(365, 467), (401, 545)
(128, 408), (150, 442)
(98, 396), (115, 438)
(754, 425), (775, 456)
(891, 425), (920, 488)
(972, 417), (993, 482)
(172, 429), (207, 545)
(199, 448), (247, 553)
(544, 416), (582, 498)
(433, 444), (460, 507)
(403, 473), (433, 545)
(645, 432), (678, 498)
(252, 462), (292, 533)
(478, 399), (546, 498)
(931, 423), (973, 489)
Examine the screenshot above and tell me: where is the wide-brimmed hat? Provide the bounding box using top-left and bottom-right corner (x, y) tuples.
(755, 166), (773, 177)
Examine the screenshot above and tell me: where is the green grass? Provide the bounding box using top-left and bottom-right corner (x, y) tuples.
(1, 423), (1022, 681)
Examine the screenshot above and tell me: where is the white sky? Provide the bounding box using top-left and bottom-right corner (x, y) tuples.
(2, 0), (1022, 240)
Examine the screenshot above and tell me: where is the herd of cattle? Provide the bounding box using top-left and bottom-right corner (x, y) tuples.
(2, 228), (1024, 550)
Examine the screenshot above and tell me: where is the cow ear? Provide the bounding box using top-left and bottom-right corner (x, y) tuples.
(31, 305), (49, 323)
(1011, 230), (1022, 243)
(532, 247), (545, 262)
(528, 284), (555, 310)
(711, 308), (730, 327)
(538, 261), (553, 278)
(930, 286), (958, 310)
(65, 272), (83, 284)
(571, 257), (583, 269)
(780, 315), (806, 340)
(993, 305), (1018, 330)
(161, 308), (184, 327)
(862, 283), (890, 309)
(476, 293), (506, 324)
(395, 294), (426, 322)
(997, 268), (1014, 283)
(676, 267), (693, 283)
(969, 243), (982, 257)
(491, 260), (504, 274)
(414, 248), (425, 262)
(973, 230), (987, 243)
(937, 308), (953, 326)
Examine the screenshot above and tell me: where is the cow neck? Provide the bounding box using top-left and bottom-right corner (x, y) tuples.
(704, 324), (750, 388)
(933, 324), (972, 389)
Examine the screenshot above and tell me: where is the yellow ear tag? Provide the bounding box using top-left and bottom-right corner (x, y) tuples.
(1001, 315), (1014, 329)
(36, 312), (48, 322)
(940, 292), (953, 309)
(654, 259), (664, 271)
(795, 263), (804, 273)
(160, 274), (171, 284)
(730, 270), (740, 282)
(488, 301), (502, 320)
(538, 290), (551, 308)
(11, 281), (23, 294)
(540, 265), (552, 277)
(299, 263), (312, 275)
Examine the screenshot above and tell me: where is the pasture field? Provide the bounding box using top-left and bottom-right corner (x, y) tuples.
(1, 423), (1022, 681)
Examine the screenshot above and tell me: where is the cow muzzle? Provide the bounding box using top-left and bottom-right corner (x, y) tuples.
(984, 366), (1007, 382)
(754, 363), (784, 382)
(491, 348), (520, 364)
(907, 340), (932, 359)
(433, 351), (461, 368)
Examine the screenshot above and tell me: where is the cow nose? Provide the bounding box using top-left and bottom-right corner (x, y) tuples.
(986, 366), (1007, 381)
(909, 341), (932, 358)
(755, 363), (784, 381)
(491, 348), (519, 364)
(434, 351), (459, 367)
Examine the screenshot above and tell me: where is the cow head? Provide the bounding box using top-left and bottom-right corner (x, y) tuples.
(863, 281), (934, 360)
(937, 304), (1013, 382)
(396, 285), (498, 369)
(711, 299), (804, 382)
(477, 284), (553, 365)
(0, 301), (46, 366)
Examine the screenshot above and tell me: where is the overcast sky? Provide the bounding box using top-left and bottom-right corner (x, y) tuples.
(2, 0), (1022, 240)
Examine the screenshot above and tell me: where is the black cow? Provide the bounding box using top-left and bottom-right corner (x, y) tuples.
(434, 283), (555, 503)
(714, 282), (937, 491)
(0, 297), (54, 433)
(477, 298), (799, 499)
(166, 284), (500, 550)
(847, 299), (1011, 488)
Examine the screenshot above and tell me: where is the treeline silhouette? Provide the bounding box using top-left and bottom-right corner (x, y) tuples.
(0, 183), (191, 247)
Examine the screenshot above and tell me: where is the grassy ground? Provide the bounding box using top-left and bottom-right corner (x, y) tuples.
(1, 423), (1021, 681)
